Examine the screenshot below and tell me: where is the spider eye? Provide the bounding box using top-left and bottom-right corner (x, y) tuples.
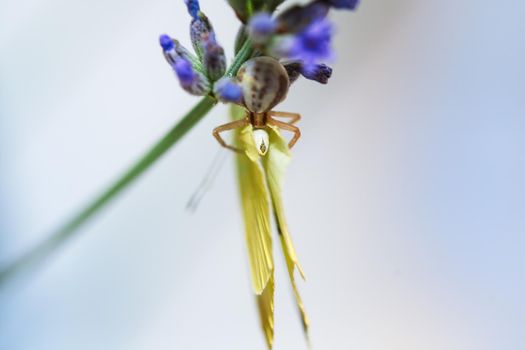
(253, 129), (270, 156)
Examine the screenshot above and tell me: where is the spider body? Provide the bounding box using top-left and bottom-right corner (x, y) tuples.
(213, 57), (301, 156)
(238, 56), (289, 113)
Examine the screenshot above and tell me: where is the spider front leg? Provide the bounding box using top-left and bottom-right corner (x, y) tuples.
(267, 116), (302, 150)
(213, 118), (249, 153)
(269, 111), (301, 125)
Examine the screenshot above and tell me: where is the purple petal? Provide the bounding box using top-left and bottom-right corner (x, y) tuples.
(248, 13), (276, 44)
(159, 34), (174, 51)
(327, 0), (360, 10)
(174, 58), (195, 87)
(300, 63), (333, 84)
(286, 19), (334, 66)
(184, 0), (200, 19)
(214, 78), (243, 103)
(203, 38), (226, 81)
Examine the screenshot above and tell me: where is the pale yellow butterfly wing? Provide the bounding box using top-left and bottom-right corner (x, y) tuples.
(237, 125), (274, 294)
(262, 126), (310, 333)
(256, 274), (275, 349)
(233, 105), (275, 348)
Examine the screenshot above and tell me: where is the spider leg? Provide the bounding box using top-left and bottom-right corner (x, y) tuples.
(269, 111), (301, 125)
(213, 118), (250, 153)
(267, 117), (302, 150)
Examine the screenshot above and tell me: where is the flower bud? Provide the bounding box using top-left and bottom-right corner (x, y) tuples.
(173, 58), (211, 96)
(271, 18), (333, 68)
(159, 34), (203, 73)
(248, 13), (276, 45)
(283, 62), (302, 84)
(190, 15), (213, 61)
(324, 0), (360, 10)
(300, 63), (333, 84)
(184, 0), (200, 19)
(188, 10), (226, 81)
(203, 37), (226, 81)
(276, 1), (329, 34)
(284, 62), (333, 84)
(214, 77), (243, 104)
(227, 0), (285, 23)
(159, 34), (178, 65)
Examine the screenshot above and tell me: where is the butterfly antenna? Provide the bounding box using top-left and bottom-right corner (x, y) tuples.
(186, 148), (228, 213)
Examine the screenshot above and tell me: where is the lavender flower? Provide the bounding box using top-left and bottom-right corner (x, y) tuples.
(276, 1), (330, 33)
(159, 34), (203, 72)
(203, 35), (226, 82)
(213, 77), (243, 104)
(173, 59), (194, 87)
(159, 34), (210, 96)
(190, 14), (213, 61)
(172, 58), (210, 96)
(284, 61), (333, 84)
(173, 58), (210, 96)
(291, 19), (333, 63)
(227, 0), (286, 23)
(159, 34), (178, 65)
(186, 1), (226, 82)
(248, 13), (276, 45)
(184, 0), (200, 19)
(300, 63), (333, 84)
(272, 18), (334, 71)
(325, 0), (361, 10)
(283, 62), (302, 83)
(159, 34), (174, 51)
(161, 0), (357, 99)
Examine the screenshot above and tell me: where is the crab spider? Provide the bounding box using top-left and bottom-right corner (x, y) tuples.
(213, 57), (301, 156)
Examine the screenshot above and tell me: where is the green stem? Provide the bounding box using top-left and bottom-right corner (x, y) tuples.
(0, 32), (256, 288)
(227, 39), (253, 77)
(0, 96), (216, 286)
(246, 0), (254, 17)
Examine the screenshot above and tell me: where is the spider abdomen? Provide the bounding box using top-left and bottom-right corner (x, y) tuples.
(237, 57), (290, 113)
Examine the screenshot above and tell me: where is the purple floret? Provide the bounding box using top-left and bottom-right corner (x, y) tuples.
(288, 18), (333, 66)
(173, 58), (195, 87)
(184, 0), (200, 19)
(215, 78), (243, 103)
(248, 13), (276, 43)
(300, 63), (333, 84)
(159, 34), (174, 51)
(327, 0), (360, 10)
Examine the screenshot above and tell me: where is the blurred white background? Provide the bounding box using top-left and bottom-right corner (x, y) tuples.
(1, 0), (524, 349)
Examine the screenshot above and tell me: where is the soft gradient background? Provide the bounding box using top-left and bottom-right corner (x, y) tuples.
(1, 0), (524, 349)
